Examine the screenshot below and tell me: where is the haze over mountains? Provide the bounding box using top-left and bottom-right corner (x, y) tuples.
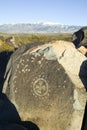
(0, 22), (82, 33)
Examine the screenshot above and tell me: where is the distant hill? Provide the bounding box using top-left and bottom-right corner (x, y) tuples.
(0, 22), (82, 33)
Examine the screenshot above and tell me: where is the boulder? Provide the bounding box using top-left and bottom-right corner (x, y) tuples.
(0, 93), (20, 123)
(72, 26), (87, 48)
(52, 40), (87, 88)
(0, 93), (40, 130)
(3, 41), (87, 130)
(0, 51), (13, 92)
(0, 123), (27, 130)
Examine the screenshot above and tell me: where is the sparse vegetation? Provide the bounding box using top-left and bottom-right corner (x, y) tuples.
(0, 39), (14, 52)
(0, 33), (72, 52)
(14, 33), (72, 44)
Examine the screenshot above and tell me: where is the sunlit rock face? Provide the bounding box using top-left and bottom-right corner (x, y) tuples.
(3, 41), (87, 130)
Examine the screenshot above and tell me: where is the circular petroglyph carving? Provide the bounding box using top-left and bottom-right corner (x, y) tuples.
(33, 78), (48, 96)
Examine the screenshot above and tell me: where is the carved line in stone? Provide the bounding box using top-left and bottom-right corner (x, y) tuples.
(33, 78), (48, 97)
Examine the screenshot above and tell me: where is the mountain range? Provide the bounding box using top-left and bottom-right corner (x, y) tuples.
(0, 22), (82, 34)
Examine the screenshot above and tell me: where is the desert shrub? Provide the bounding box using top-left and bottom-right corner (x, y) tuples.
(0, 39), (14, 52)
(0, 33), (72, 52)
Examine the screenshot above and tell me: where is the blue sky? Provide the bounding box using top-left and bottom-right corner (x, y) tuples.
(0, 0), (87, 26)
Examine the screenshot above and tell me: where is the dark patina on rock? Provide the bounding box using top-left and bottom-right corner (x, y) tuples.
(3, 41), (87, 130)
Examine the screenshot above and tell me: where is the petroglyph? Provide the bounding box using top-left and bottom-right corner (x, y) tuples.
(3, 41), (87, 130)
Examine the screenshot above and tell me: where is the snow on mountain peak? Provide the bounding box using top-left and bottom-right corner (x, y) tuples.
(42, 22), (65, 26)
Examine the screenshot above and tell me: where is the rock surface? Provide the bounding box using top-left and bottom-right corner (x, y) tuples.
(3, 41), (87, 130)
(72, 26), (87, 48)
(0, 93), (40, 130)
